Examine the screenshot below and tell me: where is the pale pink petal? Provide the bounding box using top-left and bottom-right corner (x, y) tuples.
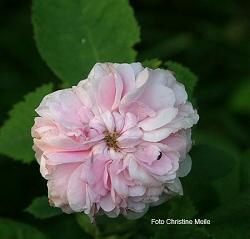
(127, 200), (146, 212)
(101, 111), (115, 132)
(166, 178), (183, 195)
(127, 155), (159, 186)
(87, 156), (109, 196)
(78, 106), (94, 124)
(122, 112), (138, 132)
(120, 101), (155, 121)
(67, 164), (87, 212)
(36, 89), (83, 128)
(135, 144), (161, 165)
(88, 63), (110, 79)
(148, 69), (176, 87)
(130, 62), (144, 77)
(177, 155), (192, 177)
(118, 127), (143, 148)
(91, 63), (123, 111)
(113, 111), (124, 133)
(89, 116), (106, 133)
(74, 81), (93, 109)
(141, 153), (174, 176)
(92, 142), (108, 155)
(116, 63), (136, 97)
(48, 163), (80, 210)
(172, 83), (188, 105)
(111, 72), (123, 110)
(167, 103), (199, 130)
(45, 151), (90, 165)
(128, 185), (146, 197)
(100, 193), (116, 212)
(139, 84), (176, 111)
(139, 108), (178, 131)
(109, 149), (123, 160)
(143, 127), (173, 142)
(96, 73), (116, 111)
(111, 174), (129, 196)
(135, 68), (149, 87)
(161, 130), (191, 160)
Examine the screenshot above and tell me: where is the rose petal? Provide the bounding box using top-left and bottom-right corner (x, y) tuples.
(139, 108), (178, 131)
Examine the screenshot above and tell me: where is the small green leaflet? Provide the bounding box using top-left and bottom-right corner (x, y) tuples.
(0, 84), (53, 163)
(168, 196), (198, 219)
(205, 189), (250, 239)
(26, 196), (62, 219)
(0, 218), (48, 239)
(76, 214), (100, 238)
(230, 79), (250, 114)
(143, 58), (163, 69)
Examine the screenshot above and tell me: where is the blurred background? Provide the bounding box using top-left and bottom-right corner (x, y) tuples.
(0, 0), (249, 238)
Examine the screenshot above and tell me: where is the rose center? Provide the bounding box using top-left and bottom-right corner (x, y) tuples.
(104, 132), (119, 151)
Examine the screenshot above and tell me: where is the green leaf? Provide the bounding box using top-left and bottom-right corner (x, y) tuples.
(230, 79), (250, 114)
(153, 221), (211, 239)
(152, 198), (209, 239)
(184, 144), (235, 211)
(194, 131), (241, 204)
(0, 84), (53, 163)
(154, 225), (210, 239)
(32, 0), (140, 86)
(0, 218), (48, 239)
(165, 61), (198, 101)
(76, 213), (100, 238)
(193, 129), (240, 158)
(139, 33), (193, 60)
(42, 215), (88, 239)
(168, 196), (198, 219)
(208, 220), (250, 239)
(212, 166), (240, 205)
(241, 149), (250, 188)
(96, 215), (135, 238)
(142, 59), (162, 69)
(25, 196), (62, 219)
(188, 145), (234, 182)
(205, 189), (250, 239)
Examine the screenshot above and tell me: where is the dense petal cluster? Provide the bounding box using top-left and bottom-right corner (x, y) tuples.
(31, 63), (199, 219)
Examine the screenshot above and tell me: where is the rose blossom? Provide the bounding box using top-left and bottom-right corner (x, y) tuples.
(31, 62), (199, 219)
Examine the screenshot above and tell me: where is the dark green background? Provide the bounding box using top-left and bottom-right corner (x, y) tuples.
(0, 0), (249, 238)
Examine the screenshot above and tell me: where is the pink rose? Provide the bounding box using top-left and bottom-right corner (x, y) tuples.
(31, 63), (199, 219)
